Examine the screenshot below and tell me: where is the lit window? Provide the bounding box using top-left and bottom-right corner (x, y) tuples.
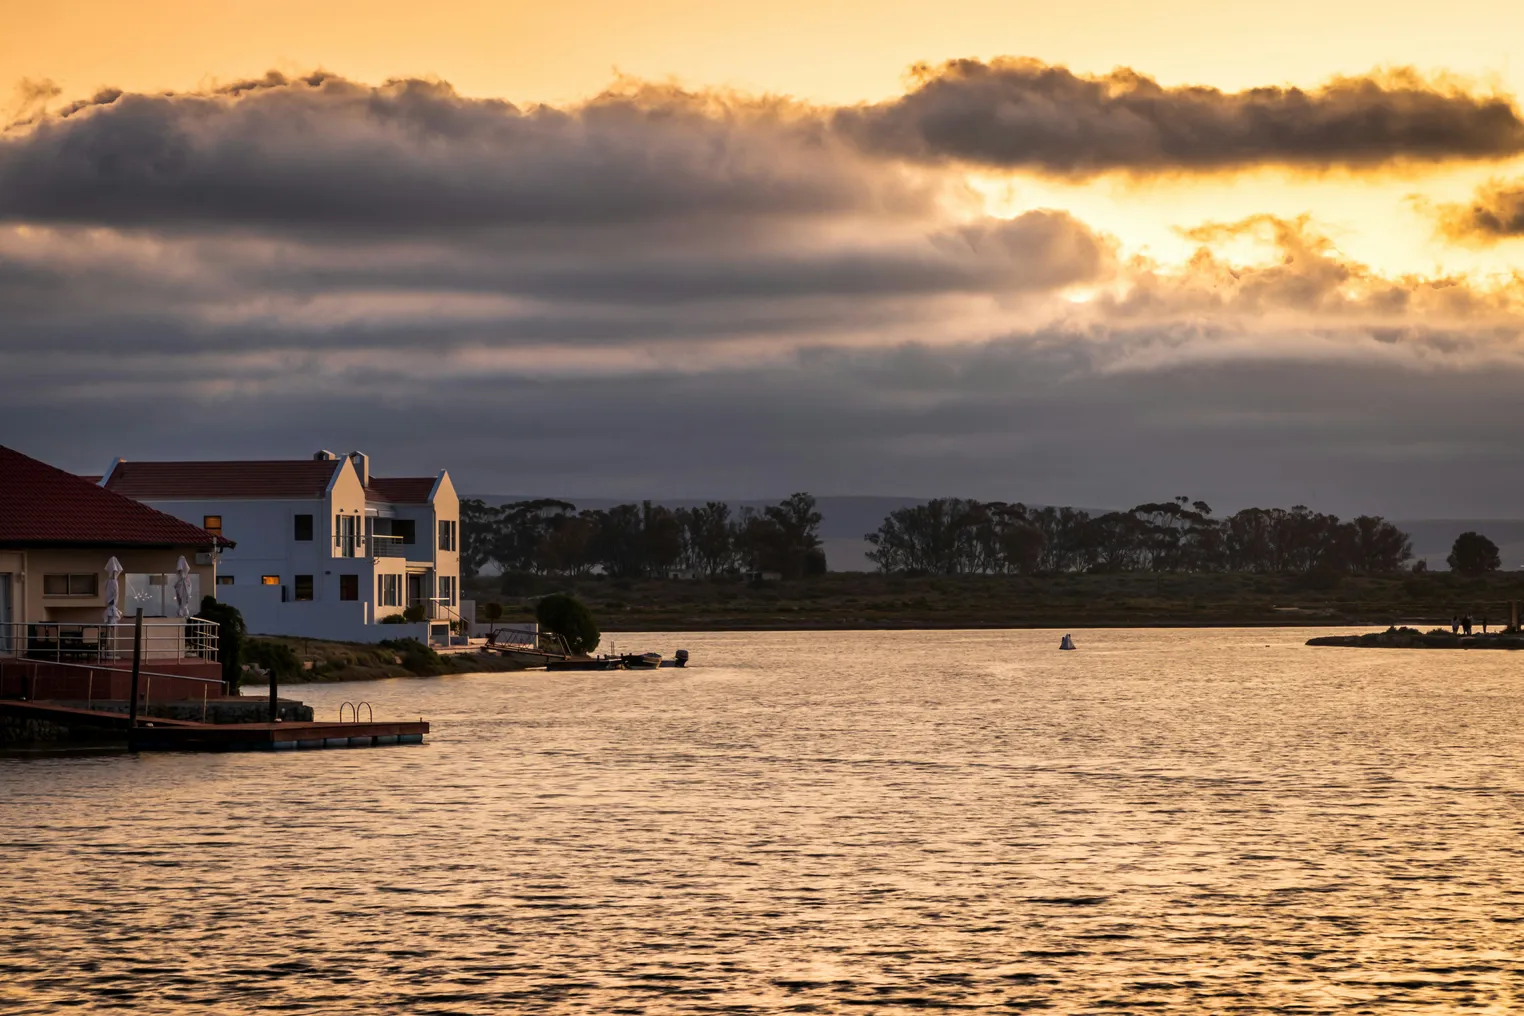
(261, 575), (280, 586)
(203, 515), (223, 536)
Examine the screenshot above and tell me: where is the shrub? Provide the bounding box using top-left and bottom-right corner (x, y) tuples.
(243, 639), (303, 684)
(535, 593), (600, 655)
(196, 595), (245, 693)
(379, 637), (446, 676)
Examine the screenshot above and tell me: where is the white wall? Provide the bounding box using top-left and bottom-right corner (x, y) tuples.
(220, 585), (435, 644)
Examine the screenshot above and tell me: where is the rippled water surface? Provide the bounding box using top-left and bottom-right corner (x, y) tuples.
(5, 628), (1524, 1013)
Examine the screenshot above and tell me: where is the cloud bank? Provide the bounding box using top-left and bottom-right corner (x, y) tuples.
(4, 68), (1524, 512)
(837, 59), (1524, 175)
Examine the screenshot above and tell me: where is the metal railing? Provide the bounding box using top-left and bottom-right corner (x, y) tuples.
(0, 618), (219, 663)
(371, 534), (408, 558)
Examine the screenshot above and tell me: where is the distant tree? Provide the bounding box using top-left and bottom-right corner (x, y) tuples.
(535, 593), (600, 655)
(459, 498), (502, 577)
(1448, 531), (1501, 576)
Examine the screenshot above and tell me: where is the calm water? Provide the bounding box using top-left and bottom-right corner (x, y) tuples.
(4, 628), (1524, 1014)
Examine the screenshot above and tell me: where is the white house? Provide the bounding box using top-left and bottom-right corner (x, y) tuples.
(100, 450), (461, 644)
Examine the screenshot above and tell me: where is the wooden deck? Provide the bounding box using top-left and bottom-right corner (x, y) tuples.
(0, 699), (427, 752)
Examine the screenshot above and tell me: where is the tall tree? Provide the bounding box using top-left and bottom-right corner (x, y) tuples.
(1448, 531), (1501, 576)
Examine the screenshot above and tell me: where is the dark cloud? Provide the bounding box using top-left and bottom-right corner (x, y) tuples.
(5, 72), (1524, 514)
(835, 59), (1524, 174)
(1434, 178), (1524, 240)
(0, 73), (937, 233)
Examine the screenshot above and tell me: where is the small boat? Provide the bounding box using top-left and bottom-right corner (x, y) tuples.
(658, 649), (690, 669)
(1059, 634), (1077, 651)
(547, 657), (627, 671)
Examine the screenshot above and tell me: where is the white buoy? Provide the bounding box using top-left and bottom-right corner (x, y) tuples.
(1059, 634), (1076, 650)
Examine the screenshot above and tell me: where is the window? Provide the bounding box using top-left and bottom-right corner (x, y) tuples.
(339, 574), (359, 601)
(294, 575), (314, 601)
(217, 575), (235, 586)
(203, 515), (223, 536)
(335, 514), (359, 557)
(294, 514), (314, 541)
(378, 574), (401, 607)
(438, 519), (457, 552)
(395, 519), (416, 545)
(438, 575), (456, 606)
(43, 574), (98, 597)
(261, 575), (280, 585)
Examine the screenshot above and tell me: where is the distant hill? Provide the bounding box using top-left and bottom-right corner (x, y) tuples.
(466, 495), (1524, 572)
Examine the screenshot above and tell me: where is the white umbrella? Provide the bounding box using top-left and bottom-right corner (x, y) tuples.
(104, 556), (123, 626)
(173, 555), (193, 618)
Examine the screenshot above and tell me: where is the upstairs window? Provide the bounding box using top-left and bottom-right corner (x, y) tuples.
(438, 519), (457, 552)
(294, 514), (314, 541)
(43, 574), (98, 597)
(203, 515), (223, 536)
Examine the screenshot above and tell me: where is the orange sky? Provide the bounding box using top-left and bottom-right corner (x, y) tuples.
(10, 0), (1524, 276)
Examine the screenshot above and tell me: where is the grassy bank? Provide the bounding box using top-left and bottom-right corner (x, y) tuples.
(466, 570), (1524, 631)
(242, 635), (525, 684)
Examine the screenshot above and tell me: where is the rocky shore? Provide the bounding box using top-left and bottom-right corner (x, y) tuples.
(1307, 626), (1524, 649)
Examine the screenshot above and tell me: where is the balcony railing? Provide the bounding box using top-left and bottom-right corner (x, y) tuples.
(0, 618), (219, 663)
(371, 534), (408, 558)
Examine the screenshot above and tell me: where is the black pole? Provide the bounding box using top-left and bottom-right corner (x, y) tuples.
(268, 662), (278, 723)
(128, 608), (144, 728)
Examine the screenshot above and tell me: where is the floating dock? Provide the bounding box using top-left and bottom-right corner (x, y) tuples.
(0, 699), (427, 753)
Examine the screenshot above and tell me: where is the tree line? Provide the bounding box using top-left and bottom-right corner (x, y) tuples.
(460, 494), (826, 580)
(865, 497), (1416, 575)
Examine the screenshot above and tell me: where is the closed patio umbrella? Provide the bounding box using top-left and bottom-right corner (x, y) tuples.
(173, 555), (193, 618)
(104, 556), (123, 626)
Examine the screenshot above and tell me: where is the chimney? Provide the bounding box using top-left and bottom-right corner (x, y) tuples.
(313, 449), (336, 461)
(349, 450), (370, 486)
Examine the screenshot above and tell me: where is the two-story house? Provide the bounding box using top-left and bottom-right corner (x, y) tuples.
(100, 450), (460, 644)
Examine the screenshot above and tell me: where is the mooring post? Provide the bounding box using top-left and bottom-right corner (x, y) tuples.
(268, 658), (278, 723)
(128, 608), (144, 729)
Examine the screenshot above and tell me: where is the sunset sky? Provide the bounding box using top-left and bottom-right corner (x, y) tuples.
(7, 1), (1524, 514)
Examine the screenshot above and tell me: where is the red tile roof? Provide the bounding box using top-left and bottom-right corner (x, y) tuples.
(0, 446), (231, 548)
(103, 459), (344, 500)
(366, 477), (438, 504)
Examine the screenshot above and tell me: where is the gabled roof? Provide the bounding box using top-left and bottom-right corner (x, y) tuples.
(0, 446), (231, 548)
(366, 476), (438, 505)
(102, 459), (345, 500)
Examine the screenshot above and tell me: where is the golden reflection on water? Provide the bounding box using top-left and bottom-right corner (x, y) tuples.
(3, 628), (1524, 1013)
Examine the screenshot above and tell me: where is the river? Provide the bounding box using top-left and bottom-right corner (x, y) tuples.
(3, 628), (1523, 1013)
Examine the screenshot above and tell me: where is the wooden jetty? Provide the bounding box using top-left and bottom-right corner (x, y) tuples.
(0, 699), (427, 752)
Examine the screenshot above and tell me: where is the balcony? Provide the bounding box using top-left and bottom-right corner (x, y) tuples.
(371, 534), (408, 558)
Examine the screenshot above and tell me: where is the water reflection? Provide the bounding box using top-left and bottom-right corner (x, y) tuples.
(3, 628), (1523, 1013)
